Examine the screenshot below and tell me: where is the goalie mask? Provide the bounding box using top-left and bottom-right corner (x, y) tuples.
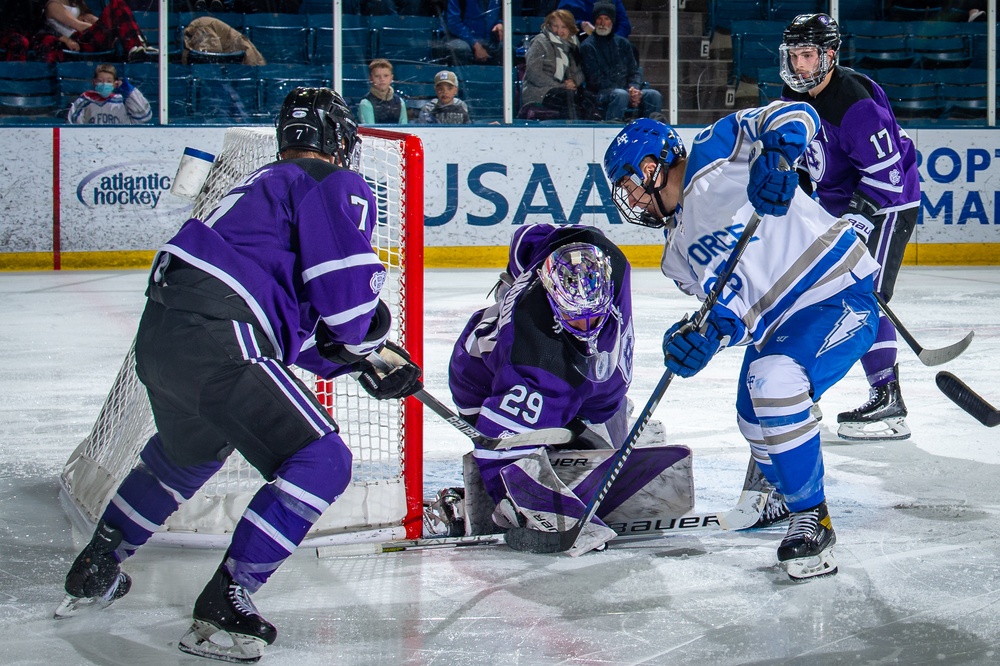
(603, 118), (686, 229)
(780, 13), (840, 93)
(277, 87), (361, 170)
(539, 242), (614, 350)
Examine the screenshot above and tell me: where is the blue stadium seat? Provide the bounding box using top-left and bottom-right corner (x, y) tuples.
(756, 67), (783, 104)
(881, 82), (944, 120)
(258, 64), (330, 116)
(369, 16), (445, 64)
(909, 22), (973, 70)
(190, 63), (260, 122)
(729, 20), (784, 84)
(0, 62), (60, 117)
(308, 15), (373, 65)
(57, 61), (102, 112)
(121, 61), (162, 116)
(841, 22), (913, 70)
(392, 62), (441, 85)
(941, 84), (987, 120)
(707, 0), (765, 37)
(765, 0), (824, 22)
(244, 13), (310, 64)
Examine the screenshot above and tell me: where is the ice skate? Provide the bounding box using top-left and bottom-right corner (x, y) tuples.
(422, 487), (466, 537)
(837, 367), (910, 441)
(54, 520), (132, 619)
(777, 501), (838, 581)
(178, 566), (277, 664)
(751, 487), (790, 528)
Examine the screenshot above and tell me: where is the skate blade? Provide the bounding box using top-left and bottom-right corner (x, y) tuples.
(53, 592), (116, 619)
(178, 619), (266, 664)
(837, 417), (911, 441)
(782, 549), (838, 581)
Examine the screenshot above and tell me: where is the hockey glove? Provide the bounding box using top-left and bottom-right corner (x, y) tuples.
(843, 191), (883, 243)
(662, 307), (743, 378)
(316, 300), (391, 366)
(747, 131), (799, 217)
(356, 341), (423, 400)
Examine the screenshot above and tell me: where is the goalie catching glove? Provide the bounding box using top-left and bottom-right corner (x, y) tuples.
(663, 306), (744, 378)
(747, 130), (801, 217)
(356, 341), (423, 400)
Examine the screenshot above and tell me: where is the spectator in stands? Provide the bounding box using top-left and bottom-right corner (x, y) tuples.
(557, 0), (630, 38)
(36, 0), (157, 63)
(67, 63), (152, 125)
(0, 0), (41, 61)
(417, 69), (471, 123)
(519, 9), (597, 121)
(181, 16), (266, 66)
(580, 1), (661, 122)
(357, 59), (408, 124)
(444, 0), (503, 66)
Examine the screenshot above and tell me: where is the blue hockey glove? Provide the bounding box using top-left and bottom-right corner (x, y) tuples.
(747, 131), (799, 217)
(662, 307), (743, 378)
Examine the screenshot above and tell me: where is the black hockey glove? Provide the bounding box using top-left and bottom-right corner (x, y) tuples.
(316, 300), (392, 366)
(356, 341), (423, 401)
(843, 191), (883, 243)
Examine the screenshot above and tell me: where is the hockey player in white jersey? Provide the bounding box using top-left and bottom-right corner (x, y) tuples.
(603, 104), (882, 580)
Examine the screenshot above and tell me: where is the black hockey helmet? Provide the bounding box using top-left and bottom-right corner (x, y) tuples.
(277, 87), (361, 168)
(780, 13), (840, 92)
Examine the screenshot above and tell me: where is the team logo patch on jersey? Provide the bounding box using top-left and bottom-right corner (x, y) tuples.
(805, 140), (826, 182)
(818, 301), (870, 357)
(889, 168), (901, 186)
(370, 270), (386, 294)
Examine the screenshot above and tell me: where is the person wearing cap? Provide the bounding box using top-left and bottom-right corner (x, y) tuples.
(579, 1), (661, 121)
(557, 0), (631, 38)
(417, 70), (472, 124)
(444, 0), (503, 65)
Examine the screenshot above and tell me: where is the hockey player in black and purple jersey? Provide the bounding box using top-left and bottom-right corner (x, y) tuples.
(55, 88), (422, 663)
(780, 13), (920, 441)
(447, 223), (639, 554)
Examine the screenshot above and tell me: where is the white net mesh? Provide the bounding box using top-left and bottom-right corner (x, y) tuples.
(60, 127), (422, 547)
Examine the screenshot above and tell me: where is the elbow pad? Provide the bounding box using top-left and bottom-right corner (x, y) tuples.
(316, 299), (391, 365)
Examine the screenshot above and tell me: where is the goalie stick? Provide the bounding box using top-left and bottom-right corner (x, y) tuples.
(506, 210), (766, 555)
(935, 372), (1000, 428)
(363, 353), (574, 450)
(315, 488), (770, 558)
(875, 294), (973, 367)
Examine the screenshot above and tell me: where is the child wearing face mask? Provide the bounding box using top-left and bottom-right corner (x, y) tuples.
(67, 63), (152, 125)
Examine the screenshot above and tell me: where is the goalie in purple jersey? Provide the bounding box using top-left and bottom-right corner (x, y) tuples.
(780, 13), (920, 442)
(447, 223), (642, 554)
(55, 88), (422, 663)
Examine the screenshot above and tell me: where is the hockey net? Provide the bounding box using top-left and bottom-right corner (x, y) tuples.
(59, 126), (425, 547)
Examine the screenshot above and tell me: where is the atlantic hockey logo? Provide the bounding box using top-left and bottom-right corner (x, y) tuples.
(818, 301), (869, 357)
(77, 161), (175, 210)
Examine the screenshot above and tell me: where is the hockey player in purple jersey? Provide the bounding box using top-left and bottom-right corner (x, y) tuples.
(447, 223), (643, 554)
(604, 108), (881, 580)
(55, 88), (422, 663)
(780, 13), (920, 441)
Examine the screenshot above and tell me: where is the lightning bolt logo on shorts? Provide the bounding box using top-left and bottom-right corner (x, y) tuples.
(818, 301), (870, 357)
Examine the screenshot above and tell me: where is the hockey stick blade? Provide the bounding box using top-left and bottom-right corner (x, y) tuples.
(936, 372), (1000, 427)
(875, 294), (973, 366)
(503, 490), (770, 554)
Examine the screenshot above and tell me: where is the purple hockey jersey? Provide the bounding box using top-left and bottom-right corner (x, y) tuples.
(784, 66), (920, 216)
(157, 158), (386, 378)
(448, 224), (634, 443)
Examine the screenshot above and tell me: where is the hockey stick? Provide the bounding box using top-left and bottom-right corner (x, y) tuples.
(315, 490), (770, 559)
(875, 293), (973, 367)
(362, 353), (574, 450)
(506, 211), (766, 555)
(935, 371), (1000, 428)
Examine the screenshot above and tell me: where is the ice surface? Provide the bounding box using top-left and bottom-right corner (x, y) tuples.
(1, 266), (999, 665)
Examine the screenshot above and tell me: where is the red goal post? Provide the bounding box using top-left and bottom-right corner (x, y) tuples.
(59, 126), (425, 547)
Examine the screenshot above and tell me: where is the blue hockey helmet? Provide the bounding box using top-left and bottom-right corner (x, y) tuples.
(603, 118), (686, 228)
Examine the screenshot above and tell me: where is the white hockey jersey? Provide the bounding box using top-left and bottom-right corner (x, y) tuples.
(67, 80), (152, 125)
(661, 101), (880, 349)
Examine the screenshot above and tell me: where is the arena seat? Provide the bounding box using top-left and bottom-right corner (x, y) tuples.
(729, 20), (784, 84)
(244, 13), (310, 65)
(0, 62), (60, 117)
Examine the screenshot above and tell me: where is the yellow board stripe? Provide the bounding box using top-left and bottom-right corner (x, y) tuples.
(2, 243), (998, 272)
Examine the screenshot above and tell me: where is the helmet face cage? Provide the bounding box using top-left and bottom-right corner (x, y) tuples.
(603, 119), (686, 229)
(780, 13), (840, 93)
(538, 243), (614, 346)
(277, 87), (362, 170)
